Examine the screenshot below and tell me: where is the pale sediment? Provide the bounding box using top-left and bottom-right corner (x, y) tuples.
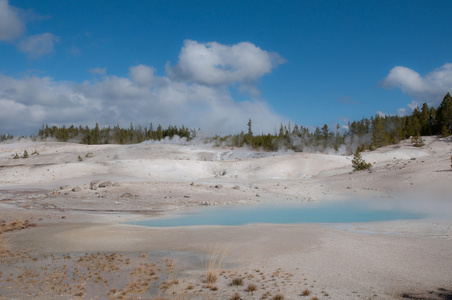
(0, 136), (451, 299)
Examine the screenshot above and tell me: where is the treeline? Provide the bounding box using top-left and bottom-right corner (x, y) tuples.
(37, 123), (195, 145)
(0, 134), (14, 142)
(211, 92), (452, 153)
(2, 93), (451, 153)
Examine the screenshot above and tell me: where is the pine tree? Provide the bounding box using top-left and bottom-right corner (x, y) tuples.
(411, 133), (425, 147)
(371, 115), (390, 148)
(436, 93), (452, 136)
(352, 148), (372, 171)
(247, 119), (253, 137)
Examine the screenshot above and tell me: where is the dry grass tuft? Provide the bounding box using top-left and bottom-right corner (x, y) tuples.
(272, 294), (284, 300)
(301, 288), (311, 296)
(231, 277), (243, 286)
(0, 219), (36, 234)
(204, 243), (229, 284)
(246, 283), (257, 292)
(230, 292), (242, 300)
(0, 235), (11, 257)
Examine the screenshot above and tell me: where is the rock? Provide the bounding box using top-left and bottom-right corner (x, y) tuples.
(233, 185), (240, 190)
(112, 182), (121, 187)
(90, 180), (100, 190)
(184, 195), (190, 198)
(72, 186), (82, 192)
(60, 185), (70, 190)
(99, 181), (112, 188)
(200, 201), (210, 206)
(121, 192), (133, 198)
(214, 185), (223, 189)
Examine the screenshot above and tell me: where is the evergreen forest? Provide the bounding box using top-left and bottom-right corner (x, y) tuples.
(1, 93), (452, 154)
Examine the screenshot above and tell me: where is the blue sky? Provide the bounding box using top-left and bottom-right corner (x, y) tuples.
(1, 0), (451, 136)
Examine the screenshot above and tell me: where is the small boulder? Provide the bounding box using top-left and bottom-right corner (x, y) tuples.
(72, 186), (82, 192)
(90, 180), (100, 190)
(99, 181), (112, 188)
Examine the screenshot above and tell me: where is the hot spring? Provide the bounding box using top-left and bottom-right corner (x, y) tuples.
(126, 200), (425, 227)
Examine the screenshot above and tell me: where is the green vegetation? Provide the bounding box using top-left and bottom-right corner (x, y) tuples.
(0, 134), (14, 142)
(411, 134), (425, 147)
(37, 122), (194, 145)
(352, 149), (372, 171)
(2, 93), (451, 155)
(211, 93), (452, 152)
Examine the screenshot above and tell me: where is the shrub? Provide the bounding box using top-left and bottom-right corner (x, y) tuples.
(411, 134), (425, 147)
(352, 149), (372, 171)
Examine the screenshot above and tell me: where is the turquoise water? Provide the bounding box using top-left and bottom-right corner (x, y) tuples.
(127, 201), (424, 227)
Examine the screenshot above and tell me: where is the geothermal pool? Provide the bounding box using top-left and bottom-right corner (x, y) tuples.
(127, 200), (424, 227)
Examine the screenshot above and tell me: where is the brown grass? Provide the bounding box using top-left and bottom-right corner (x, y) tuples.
(301, 288), (311, 296)
(246, 283), (257, 292)
(230, 292), (242, 300)
(0, 219), (36, 234)
(231, 277), (243, 286)
(204, 243), (229, 284)
(0, 235), (11, 257)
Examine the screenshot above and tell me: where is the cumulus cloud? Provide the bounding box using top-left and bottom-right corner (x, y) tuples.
(0, 0), (25, 41)
(17, 33), (59, 58)
(89, 67), (107, 75)
(1, 41), (287, 135)
(130, 65), (156, 87)
(166, 40), (285, 86)
(381, 63), (452, 106)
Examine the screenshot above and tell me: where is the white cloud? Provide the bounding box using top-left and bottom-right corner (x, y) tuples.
(129, 65), (155, 87)
(381, 63), (452, 106)
(89, 67), (107, 75)
(375, 111), (386, 117)
(397, 107), (408, 116)
(0, 0), (25, 41)
(0, 41), (287, 135)
(166, 40), (285, 86)
(17, 32), (59, 58)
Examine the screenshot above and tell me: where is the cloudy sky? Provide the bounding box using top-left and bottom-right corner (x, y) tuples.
(1, 0), (451, 136)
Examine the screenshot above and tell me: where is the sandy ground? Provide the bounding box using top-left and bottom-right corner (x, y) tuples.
(0, 136), (451, 299)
